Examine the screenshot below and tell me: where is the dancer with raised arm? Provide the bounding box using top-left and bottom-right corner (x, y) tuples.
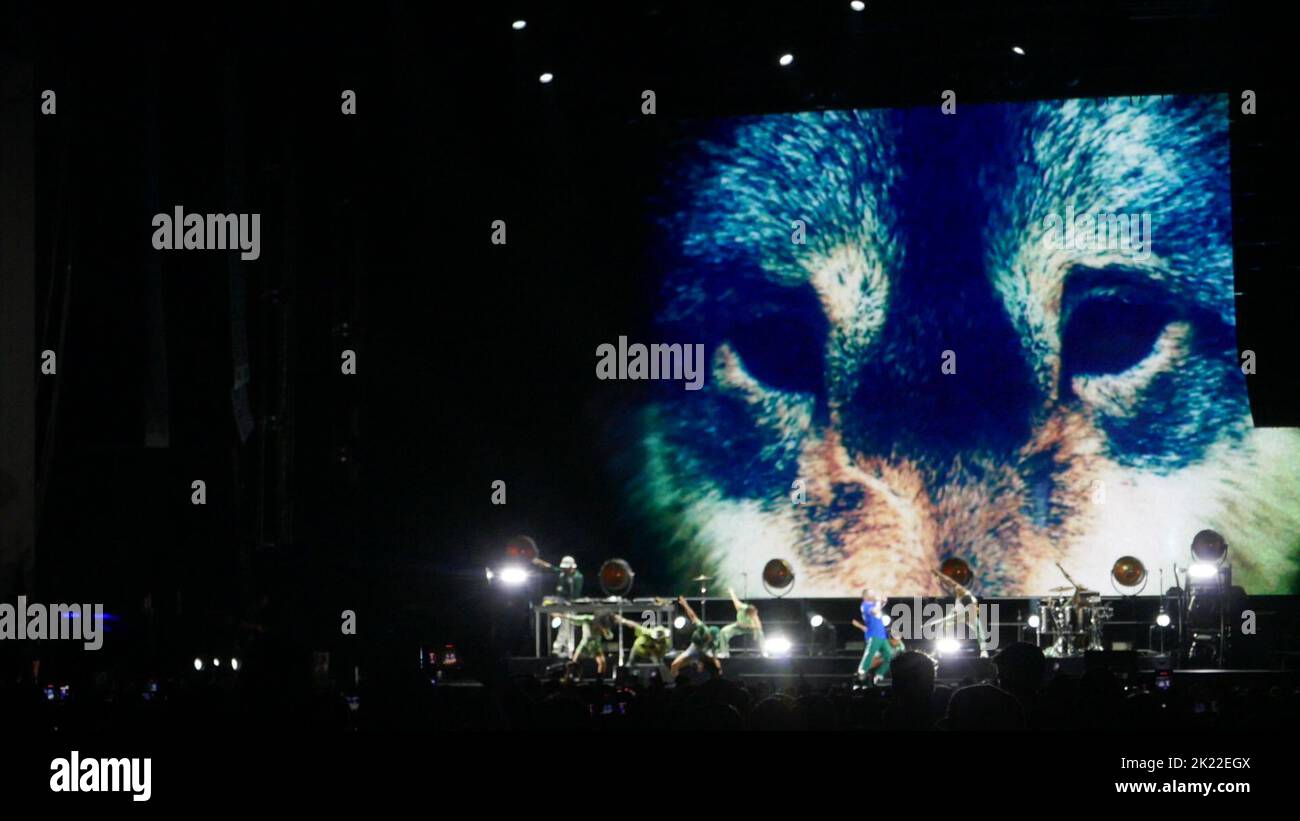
(670, 595), (722, 676)
(853, 589), (895, 684)
(717, 587), (765, 658)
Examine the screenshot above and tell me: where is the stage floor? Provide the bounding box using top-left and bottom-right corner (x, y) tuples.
(508, 653), (1300, 689)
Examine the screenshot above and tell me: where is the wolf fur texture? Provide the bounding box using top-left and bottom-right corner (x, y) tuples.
(633, 94), (1300, 597)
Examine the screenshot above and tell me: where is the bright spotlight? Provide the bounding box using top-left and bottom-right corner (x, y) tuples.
(485, 568), (494, 581)
(937, 638), (960, 655)
(778, 53), (794, 67)
(511, 19), (527, 31)
(539, 72), (554, 84)
(764, 636), (793, 656)
(1012, 46), (1026, 56)
(212, 657), (221, 668)
(850, 1), (866, 11)
(809, 614), (825, 628)
(231, 658), (240, 671)
(193, 658), (204, 671)
(1188, 563), (1218, 579)
(550, 616), (563, 630)
(1191, 530), (1228, 564)
(881, 614), (891, 627)
(1156, 612), (1172, 628)
(1028, 614), (1041, 630)
(673, 616), (687, 630)
(499, 565), (528, 585)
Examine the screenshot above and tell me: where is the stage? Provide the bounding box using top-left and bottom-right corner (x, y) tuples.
(511, 592), (1300, 676)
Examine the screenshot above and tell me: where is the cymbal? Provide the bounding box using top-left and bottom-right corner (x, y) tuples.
(1048, 585), (1077, 592)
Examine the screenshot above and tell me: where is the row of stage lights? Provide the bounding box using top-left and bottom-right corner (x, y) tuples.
(509, 5), (1029, 86)
(493, 529), (1231, 601)
(193, 657), (240, 672)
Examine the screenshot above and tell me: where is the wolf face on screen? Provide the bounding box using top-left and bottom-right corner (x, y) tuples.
(634, 94), (1300, 597)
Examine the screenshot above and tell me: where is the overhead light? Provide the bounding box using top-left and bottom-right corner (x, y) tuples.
(1012, 46), (1026, 56)
(1156, 612), (1172, 628)
(212, 658), (221, 668)
(809, 614), (825, 628)
(778, 53), (794, 67)
(1028, 614), (1041, 630)
(499, 565), (528, 585)
(512, 19), (527, 31)
(231, 658), (240, 671)
(193, 658), (204, 671)
(850, 1), (866, 11)
(539, 72), (554, 84)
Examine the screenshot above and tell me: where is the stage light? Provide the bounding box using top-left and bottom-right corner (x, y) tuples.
(808, 615), (837, 656)
(193, 658), (203, 671)
(512, 19), (526, 31)
(504, 535), (539, 562)
(599, 558), (636, 596)
(850, 1), (866, 10)
(1191, 529), (1228, 564)
(673, 616), (687, 630)
(1188, 563), (1218, 579)
(1156, 612), (1172, 628)
(765, 635), (792, 656)
(550, 616), (563, 630)
(1111, 555), (1148, 595)
(762, 558), (796, 597)
(937, 638), (960, 655)
(1012, 46), (1026, 55)
(778, 53), (794, 67)
(231, 658), (240, 671)
(499, 565), (528, 585)
(212, 658), (221, 668)
(939, 557), (973, 587)
(484, 568), (494, 581)
(1028, 614), (1041, 629)
(539, 72), (554, 84)
(880, 614), (891, 627)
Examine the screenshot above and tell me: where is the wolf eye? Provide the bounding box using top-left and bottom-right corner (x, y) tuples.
(726, 302), (827, 395)
(1060, 295), (1174, 377)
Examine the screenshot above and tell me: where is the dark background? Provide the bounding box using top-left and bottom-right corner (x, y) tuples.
(15, 0), (1300, 683)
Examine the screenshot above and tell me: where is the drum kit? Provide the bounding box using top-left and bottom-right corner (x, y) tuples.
(1039, 562), (1114, 657)
(1040, 589), (1111, 656)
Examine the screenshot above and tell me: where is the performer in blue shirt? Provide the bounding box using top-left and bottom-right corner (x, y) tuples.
(852, 589), (895, 684)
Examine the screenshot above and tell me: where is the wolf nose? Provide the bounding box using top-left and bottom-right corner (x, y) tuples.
(842, 316), (1037, 462)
